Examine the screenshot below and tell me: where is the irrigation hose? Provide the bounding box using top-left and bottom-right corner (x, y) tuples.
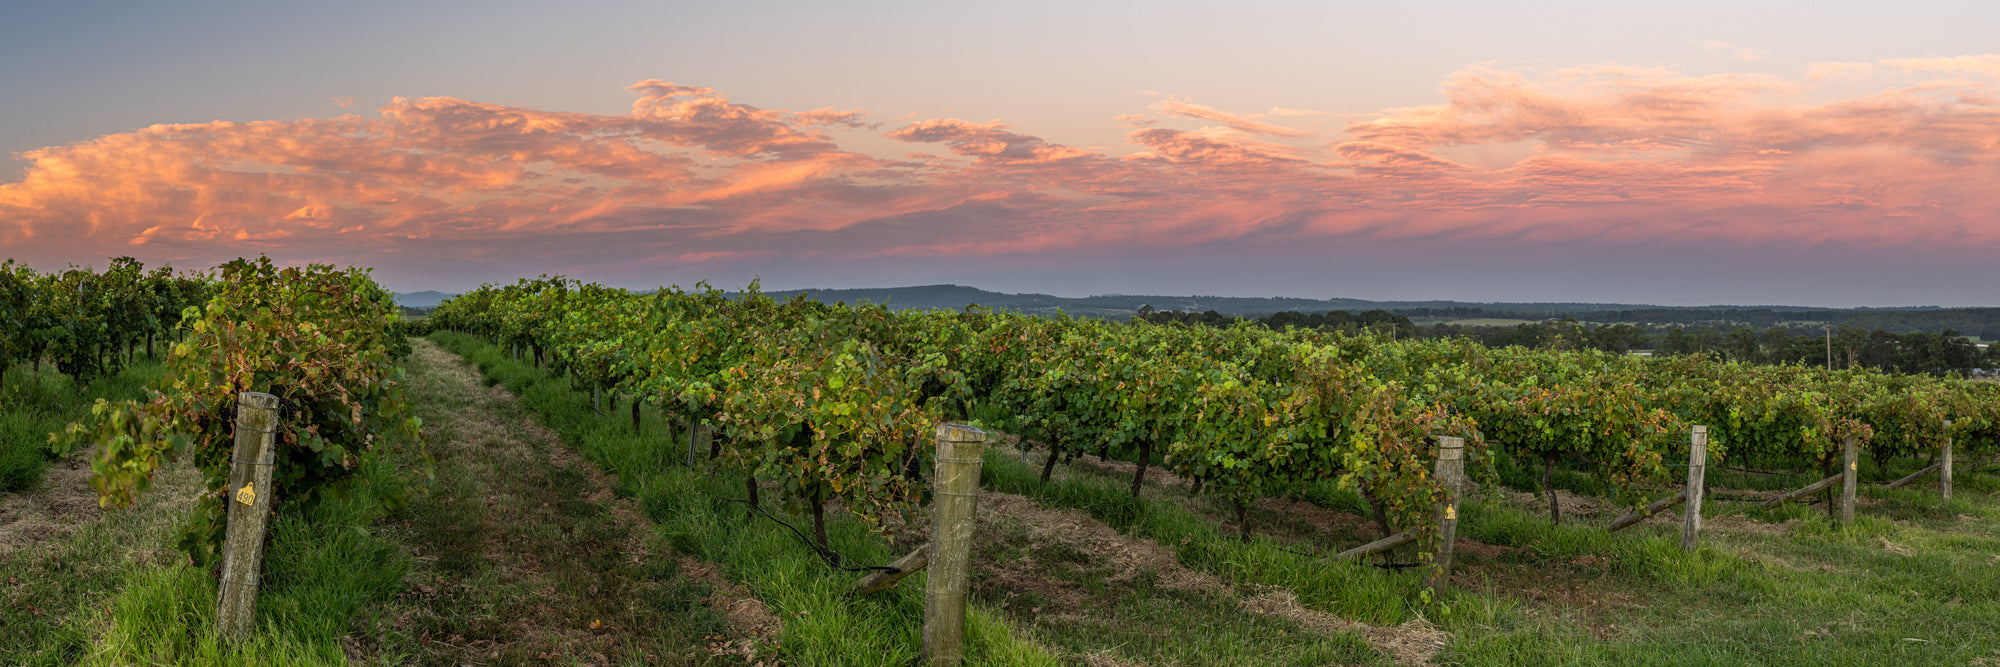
(725, 497), (900, 574)
(1271, 543), (1421, 569)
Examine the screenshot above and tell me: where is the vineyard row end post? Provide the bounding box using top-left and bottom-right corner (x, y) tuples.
(1942, 420), (1953, 502)
(925, 424), (985, 667)
(1840, 434), (1858, 526)
(218, 392), (280, 641)
(1424, 436), (1465, 597)
(1682, 425), (1707, 552)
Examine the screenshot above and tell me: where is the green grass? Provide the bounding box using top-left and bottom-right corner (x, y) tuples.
(968, 497), (1381, 665)
(352, 337), (732, 664)
(1029, 430), (2000, 665)
(980, 448), (1424, 627)
(430, 331), (1062, 666)
(81, 487), (413, 666)
(0, 455), (414, 666)
(0, 359), (166, 492)
(0, 357), (419, 665)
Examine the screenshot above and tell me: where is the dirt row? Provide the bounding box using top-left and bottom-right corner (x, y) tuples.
(361, 339), (782, 665)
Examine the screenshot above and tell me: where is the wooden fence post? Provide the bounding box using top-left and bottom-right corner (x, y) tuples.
(1331, 531), (1415, 561)
(1606, 489), (1686, 532)
(1839, 433), (1858, 526)
(852, 544), (930, 595)
(1755, 471), (1844, 510)
(1883, 461), (1943, 490)
(217, 392), (280, 640)
(1424, 436), (1465, 596)
(1941, 420), (1953, 502)
(924, 424), (985, 667)
(1682, 426), (1707, 552)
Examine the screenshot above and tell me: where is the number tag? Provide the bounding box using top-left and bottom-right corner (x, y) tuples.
(1444, 505), (1457, 521)
(236, 482), (257, 506)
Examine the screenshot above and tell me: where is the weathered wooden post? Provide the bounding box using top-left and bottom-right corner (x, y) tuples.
(1424, 436), (1465, 596)
(1682, 426), (1707, 552)
(851, 544), (930, 595)
(1606, 490), (1685, 532)
(1941, 420), (1954, 502)
(217, 392), (280, 640)
(924, 424), (985, 667)
(1755, 471), (1844, 510)
(1332, 531), (1415, 561)
(1839, 433), (1858, 525)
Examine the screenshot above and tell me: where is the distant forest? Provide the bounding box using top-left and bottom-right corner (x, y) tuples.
(756, 285), (2000, 339)
(1392, 305), (2000, 340)
(1139, 307), (1997, 376)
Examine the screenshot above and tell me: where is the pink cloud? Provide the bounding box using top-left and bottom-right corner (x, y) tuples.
(7, 63), (2000, 276)
(1150, 99), (1311, 137)
(1881, 55), (2000, 77)
(885, 119), (1094, 165)
(1695, 39), (1766, 62)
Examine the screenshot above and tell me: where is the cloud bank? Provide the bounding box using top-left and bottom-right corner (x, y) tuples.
(5, 61), (1999, 294)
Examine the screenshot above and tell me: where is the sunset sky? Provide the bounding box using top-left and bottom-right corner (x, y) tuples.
(6, 1), (2000, 306)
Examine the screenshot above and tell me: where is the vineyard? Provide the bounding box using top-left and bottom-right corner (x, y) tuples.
(424, 278), (2000, 550)
(3, 263), (1997, 665)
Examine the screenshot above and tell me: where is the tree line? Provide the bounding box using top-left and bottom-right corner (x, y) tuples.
(1138, 308), (1997, 376)
(1391, 305), (2000, 337)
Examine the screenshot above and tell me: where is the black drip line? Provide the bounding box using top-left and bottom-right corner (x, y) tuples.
(1271, 544), (1422, 569)
(725, 497), (900, 574)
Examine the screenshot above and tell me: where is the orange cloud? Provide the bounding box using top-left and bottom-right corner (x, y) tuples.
(1150, 99), (1311, 137)
(1881, 55), (2000, 77)
(6, 64), (2000, 277)
(1695, 39), (1766, 62)
(884, 119), (1095, 165)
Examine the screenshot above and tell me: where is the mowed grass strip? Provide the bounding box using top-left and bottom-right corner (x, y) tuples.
(427, 331), (1063, 666)
(355, 337), (731, 665)
(1027, 430), (2000, 665)
(970, 490), (1387, 666)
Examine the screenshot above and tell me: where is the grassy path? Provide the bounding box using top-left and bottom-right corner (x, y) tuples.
(356, 338), (750, 665)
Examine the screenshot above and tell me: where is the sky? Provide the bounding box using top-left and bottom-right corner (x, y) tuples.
(4, 1), (2000, 307)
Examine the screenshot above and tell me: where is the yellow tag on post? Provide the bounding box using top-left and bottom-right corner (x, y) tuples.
(1444, 505), (1457, 520)
(236, 482), (257, 506)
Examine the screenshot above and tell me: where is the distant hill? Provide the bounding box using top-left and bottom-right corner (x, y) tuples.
(393, 290), (456, 309)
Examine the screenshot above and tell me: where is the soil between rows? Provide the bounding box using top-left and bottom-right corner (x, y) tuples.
(354, 339), (771, 665)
